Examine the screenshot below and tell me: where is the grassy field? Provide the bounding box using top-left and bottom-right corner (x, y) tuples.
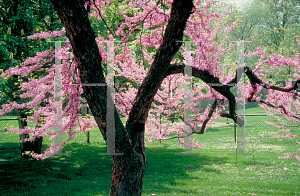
(0, 105), (299, 195)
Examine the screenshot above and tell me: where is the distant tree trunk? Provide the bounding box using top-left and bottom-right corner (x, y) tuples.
(33, 115), (44, 154)
(18, 107), (44, 158)
(18, 111), (30, 155)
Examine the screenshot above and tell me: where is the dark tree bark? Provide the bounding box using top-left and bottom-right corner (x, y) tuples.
(18, 111), (30, 157)
(18, 110), (43, 158)
(46, 0), (300, 194)
(49, 0), (194, 195)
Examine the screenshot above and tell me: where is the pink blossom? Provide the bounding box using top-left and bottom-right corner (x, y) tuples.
(1, 0), (299, 161)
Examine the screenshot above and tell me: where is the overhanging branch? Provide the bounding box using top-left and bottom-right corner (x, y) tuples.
(244, 66), (300, 92)
(258, 100), (300, 120)
(165, 63), (242, 126)
(164, 63), (299, 131)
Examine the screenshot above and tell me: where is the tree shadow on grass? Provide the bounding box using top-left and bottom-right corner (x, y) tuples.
(143, 145), (229, 195)
(0, 142), (229, 196)
(0, 142), (112, 196)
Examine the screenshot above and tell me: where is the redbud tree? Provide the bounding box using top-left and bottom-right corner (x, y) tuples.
(1, 0), (299, 161)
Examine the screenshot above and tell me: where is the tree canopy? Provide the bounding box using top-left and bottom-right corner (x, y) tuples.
(1, 0), (299, 195)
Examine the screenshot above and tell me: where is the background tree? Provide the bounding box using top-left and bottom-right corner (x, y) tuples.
(0, 0), (64, 157)
(225, 0), (300, 82)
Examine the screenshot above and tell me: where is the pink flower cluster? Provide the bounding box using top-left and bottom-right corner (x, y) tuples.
(1, 0), (299, 160)
(27, 30), (66, 40)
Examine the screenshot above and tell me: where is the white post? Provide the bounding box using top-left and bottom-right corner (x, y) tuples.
(236, 41), (246, 154)
(105, 41), (116, 155)
(98, 41), (123, 156)
(54, 40), (63, 155)
(183, 41), (193, 153)
(175, 41), (201, 155)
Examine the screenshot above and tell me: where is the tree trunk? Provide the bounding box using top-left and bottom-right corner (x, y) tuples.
(110, 154), (145, 196)
(18, 99), (49, 158)
(18, 111), (43, 158)
(33, 114), (44, 154)
(49, 0), (193, 195)
(18, 111), (30, 156)
(110, 122), (146, 196)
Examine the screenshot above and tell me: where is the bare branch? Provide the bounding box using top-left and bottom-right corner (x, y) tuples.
(223, 65), (299, 102)
(258, 100), (300, 120)
(93, 1), (116, 38)
(172, 106), (198, 134)
(244, 66), (300, 92)
(161, 99), (220, 142)
(161, 134), (185, 141)
(197, 99), (218, 134)
(126, 0), (161, 34)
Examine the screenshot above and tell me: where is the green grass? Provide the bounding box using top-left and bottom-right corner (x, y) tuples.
(0, 105), (299, 195)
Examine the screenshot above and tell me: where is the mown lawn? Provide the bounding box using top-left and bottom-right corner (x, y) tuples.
(0, 105), (299, 195)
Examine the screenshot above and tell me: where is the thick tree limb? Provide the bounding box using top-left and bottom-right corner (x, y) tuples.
(125, 0), (195, 163)
(49, 0), (135, 156)
(49, 1), (150, 195)
(165, 63), (299, 128)
(165, 63), (242, 126)
(49, 0), (196, 195)
(244, 66), (300, 91)
(231, 66), (300, 101)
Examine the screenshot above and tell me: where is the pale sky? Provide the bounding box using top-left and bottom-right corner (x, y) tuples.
(223, 0), (252, 9)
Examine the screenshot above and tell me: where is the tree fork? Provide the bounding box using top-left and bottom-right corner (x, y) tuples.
(49, 0), (147, 195)
(50, 0), (194, 195)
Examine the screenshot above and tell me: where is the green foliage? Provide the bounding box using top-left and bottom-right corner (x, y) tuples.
(224, 0), (300, 82)
(0, 0), (63, 113)
(201, 88), (208, 94)
(167, 112), (179, 123)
